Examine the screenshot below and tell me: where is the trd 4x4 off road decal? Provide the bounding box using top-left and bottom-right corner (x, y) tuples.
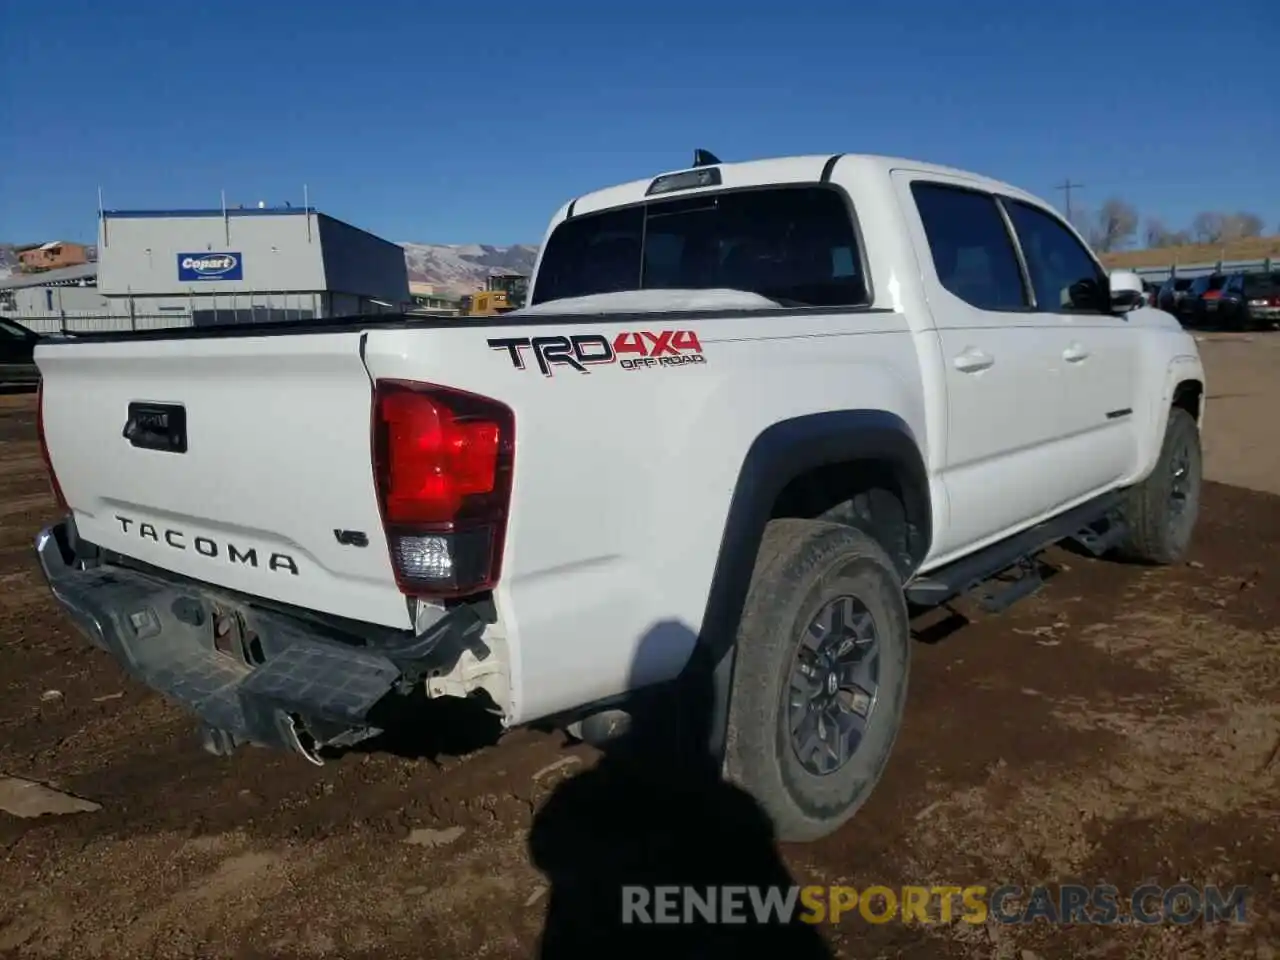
(487, 331), (705, 377)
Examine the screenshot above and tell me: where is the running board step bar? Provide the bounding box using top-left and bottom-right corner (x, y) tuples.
(1068, 514), (1130, 557)
(971, 556), (1044, 614)
(905, 491), (1124, 609)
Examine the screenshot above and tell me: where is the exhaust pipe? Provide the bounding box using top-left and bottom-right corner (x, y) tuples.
(567, 708), (632, 746)
(281, 713), (326, 766)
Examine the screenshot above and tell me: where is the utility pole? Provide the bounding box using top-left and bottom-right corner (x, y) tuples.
(1055, 179), (1085, 225)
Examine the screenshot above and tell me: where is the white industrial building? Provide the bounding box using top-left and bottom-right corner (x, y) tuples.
(0, 264), (108, 321)
(4, 204), (410, 335)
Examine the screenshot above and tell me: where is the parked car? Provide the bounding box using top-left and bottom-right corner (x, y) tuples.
(32, 151), (1205, 843)
(0, 317), (42, 388)
(1158, 277), (1195, 316)
(1183, 273), (1227, 326)
(1162, 276), (1198, 317)
(1142, 280), (1162, 308)
(1218, 272), (1280, 330)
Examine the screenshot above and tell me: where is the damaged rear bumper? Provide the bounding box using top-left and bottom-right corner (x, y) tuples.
(34, 518), (492, 762)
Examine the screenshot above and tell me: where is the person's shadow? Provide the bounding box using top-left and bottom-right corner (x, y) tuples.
(528, 620), (836, 959)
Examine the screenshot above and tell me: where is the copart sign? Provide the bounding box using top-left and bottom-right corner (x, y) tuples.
(177, 252), (243, 282)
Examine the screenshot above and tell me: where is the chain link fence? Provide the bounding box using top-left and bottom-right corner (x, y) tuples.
(5, 311), (193, 336)
(0, 290), (376, 336)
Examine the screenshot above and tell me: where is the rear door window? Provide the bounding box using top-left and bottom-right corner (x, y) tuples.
(530, 186), (868, 308)
(909, 182), (1029, 312)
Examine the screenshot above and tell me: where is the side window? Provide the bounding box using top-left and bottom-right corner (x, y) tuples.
(1003, 199), (1107, 313)
(910, 182), (1028, 311)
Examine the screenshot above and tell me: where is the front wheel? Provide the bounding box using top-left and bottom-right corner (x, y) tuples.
(1116, 407), (1202, 564)
(723, 520), (910, 843)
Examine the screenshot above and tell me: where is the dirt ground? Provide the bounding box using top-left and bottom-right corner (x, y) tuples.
(1196, 332), (1280, 497)
(1, 335), (1277, 959)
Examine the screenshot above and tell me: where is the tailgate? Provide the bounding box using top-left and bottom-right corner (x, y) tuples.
(35, 332), (412, 630)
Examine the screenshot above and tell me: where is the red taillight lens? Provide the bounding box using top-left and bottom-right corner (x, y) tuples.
(378, 388), (502, 523)
(373, 380), (514, 598)
(35, 380), (68, 511)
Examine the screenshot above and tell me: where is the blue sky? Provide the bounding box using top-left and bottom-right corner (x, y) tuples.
(2, 0), (1276, 247)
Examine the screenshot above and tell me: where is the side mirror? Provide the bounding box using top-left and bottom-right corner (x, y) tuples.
(1108, 270), (1146, 312)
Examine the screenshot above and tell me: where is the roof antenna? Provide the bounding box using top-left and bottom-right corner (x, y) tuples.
(693, 148), (721, 168)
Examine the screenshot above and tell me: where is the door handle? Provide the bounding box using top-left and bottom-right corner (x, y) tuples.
(953, 347), (994, 373)
(1063, 342), (1090, 363)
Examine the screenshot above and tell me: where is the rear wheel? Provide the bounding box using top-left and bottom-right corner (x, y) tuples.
(1116, 407), (1202, 564)
(723, 520), (910, 842)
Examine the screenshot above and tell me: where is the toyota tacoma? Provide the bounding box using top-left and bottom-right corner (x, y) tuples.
(33, 151), (1205, 841)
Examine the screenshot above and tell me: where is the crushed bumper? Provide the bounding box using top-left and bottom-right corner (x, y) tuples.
(34, 518), (491, 761)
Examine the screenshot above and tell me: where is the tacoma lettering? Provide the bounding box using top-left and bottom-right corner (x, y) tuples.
(113, 515), (298, 575)
(228, 544), (258, 566)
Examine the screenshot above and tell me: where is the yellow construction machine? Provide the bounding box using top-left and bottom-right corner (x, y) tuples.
(457, 273), (528, 317)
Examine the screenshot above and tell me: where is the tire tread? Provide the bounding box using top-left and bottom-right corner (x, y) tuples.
(1118, 407), (1201, 564)
(724, 518), (909, 842)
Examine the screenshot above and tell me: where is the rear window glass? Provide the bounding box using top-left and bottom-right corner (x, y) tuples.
(530, 187), (867, 308)
(1244, 274), (1279, 296)
(1189, 275), (1224, 294)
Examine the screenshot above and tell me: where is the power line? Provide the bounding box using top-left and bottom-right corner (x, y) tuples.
(1055, 179), (1085, 223)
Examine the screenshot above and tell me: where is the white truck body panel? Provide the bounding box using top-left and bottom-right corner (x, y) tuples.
(365, 307), (925, 722)
(37, 333), (412, 629)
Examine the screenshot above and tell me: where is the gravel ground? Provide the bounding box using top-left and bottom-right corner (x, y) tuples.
(0, 334), (1277, 959)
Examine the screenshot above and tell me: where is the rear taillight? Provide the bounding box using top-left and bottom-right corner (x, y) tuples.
(35, 380), (68, 511)
(372, 380), (514, 599)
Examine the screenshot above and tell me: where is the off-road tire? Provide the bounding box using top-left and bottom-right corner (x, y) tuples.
(723, 519), (910, 843)
(1116, 407), (1202, 564)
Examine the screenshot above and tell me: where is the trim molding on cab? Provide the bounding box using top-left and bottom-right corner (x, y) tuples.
(43, 306), (901, 344)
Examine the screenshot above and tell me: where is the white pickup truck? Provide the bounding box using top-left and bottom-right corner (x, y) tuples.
(33, 151), (1204, 842)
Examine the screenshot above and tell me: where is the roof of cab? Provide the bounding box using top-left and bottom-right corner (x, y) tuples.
(561, 153), (1044, 221)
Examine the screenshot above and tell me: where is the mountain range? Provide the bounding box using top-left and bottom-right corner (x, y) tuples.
(0, 242), (538, 295)
(399, 243), (538, 293)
